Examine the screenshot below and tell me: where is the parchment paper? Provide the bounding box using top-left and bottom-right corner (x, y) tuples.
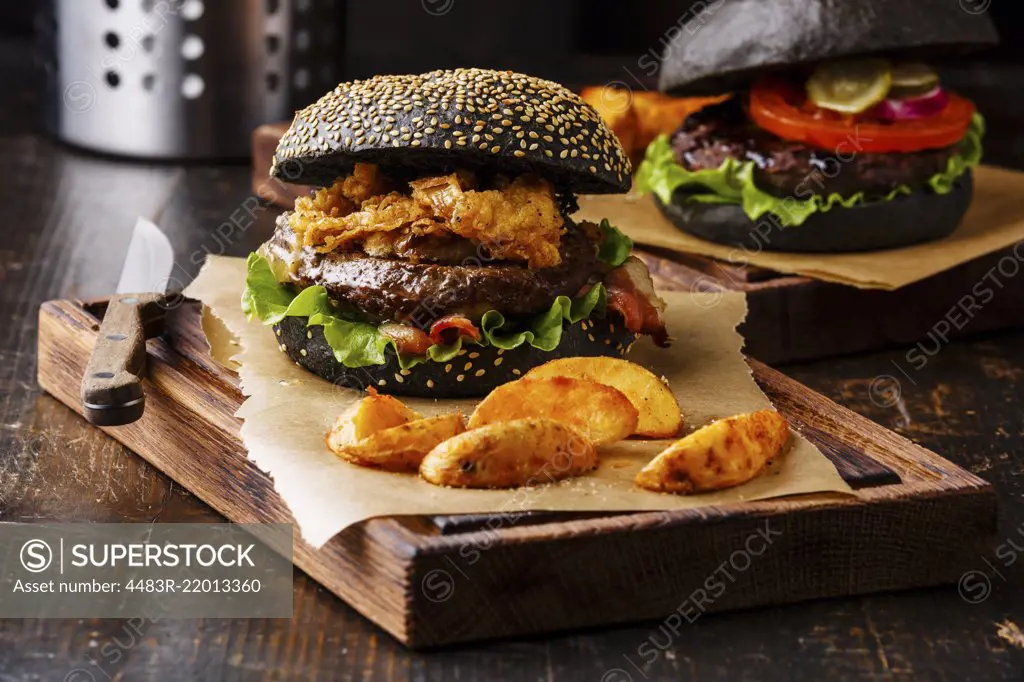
(185, 256), (852, 547)
(576, 165), (1024, 291)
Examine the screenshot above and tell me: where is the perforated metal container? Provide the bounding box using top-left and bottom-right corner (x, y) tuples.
(40, 0), (339, 159)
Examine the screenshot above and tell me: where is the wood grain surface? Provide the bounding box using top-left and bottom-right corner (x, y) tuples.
(37, 297), (996, 648)
(1, 41), (1023, 681)
(637, 245), (1024, 366)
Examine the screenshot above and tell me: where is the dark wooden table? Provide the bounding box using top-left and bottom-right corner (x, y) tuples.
(1, 49), (1023, 682)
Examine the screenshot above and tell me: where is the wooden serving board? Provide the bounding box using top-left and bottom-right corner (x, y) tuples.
(36, 295), (997, 648)
(637, 246), (1024, 365)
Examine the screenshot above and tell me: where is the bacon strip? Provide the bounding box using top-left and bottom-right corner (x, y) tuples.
(379, 323), (433, 356)
(604, 257), (671, 347)
(379, 316), (482, 355)
(429, 315), (482, 345)
(606, 289), (644, 332)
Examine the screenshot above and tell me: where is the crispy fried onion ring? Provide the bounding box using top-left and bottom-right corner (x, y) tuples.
(289, 164), (566, 268)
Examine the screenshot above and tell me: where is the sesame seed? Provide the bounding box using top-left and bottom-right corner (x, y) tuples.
(394, 373), (405, 383)
(587, 334), (595, 342)
(427, 379), (435, 388)
(456, 374), (465, 382)
(475, 369), (485, 377)
(494, 357), (503, 366)
(469, 352), (480, 359)
(512, 368), (522, 376)
(378, 379), (386, 386)
(272, 68), (631, 191)
(306, 330), (313, 339)
(464, 362), (472, 372)
(445, 363), (453, 373)
(299, 349), (307, 357)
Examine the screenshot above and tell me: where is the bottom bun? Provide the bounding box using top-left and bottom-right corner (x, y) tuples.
(273, 315), (639, 398)
(654, 170), (973, 253)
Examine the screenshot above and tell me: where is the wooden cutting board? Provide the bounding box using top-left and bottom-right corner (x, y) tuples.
(639, 246), (1024, 365)
(36, 289), (997, 649)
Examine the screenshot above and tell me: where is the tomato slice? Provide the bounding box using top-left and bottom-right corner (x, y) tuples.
(748, 78), (975, 153)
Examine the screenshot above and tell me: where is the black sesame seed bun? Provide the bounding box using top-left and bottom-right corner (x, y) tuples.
(654, 170), (972, 253)
(274, 316), (639, 398)
(659, 0), (998, 96)
(271, 68), (631, 193)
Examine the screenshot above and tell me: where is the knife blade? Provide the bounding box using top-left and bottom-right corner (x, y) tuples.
(115, 216), (176, 295)
(81, 217), (176, 426)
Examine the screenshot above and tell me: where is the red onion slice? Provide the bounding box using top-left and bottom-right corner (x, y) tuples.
(872, 87), (950, 121)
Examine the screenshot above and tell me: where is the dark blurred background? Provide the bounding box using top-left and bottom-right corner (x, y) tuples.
(2, 0), (1023, 165)
(6, 1), (1022, 81)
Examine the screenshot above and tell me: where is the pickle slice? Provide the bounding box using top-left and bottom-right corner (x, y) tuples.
(891, 62), (939, 89)
(889, 62), (940, 99)
(806, 59), (892, 114)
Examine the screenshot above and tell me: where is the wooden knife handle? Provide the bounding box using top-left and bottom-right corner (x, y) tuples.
(81, 293), (166, 426)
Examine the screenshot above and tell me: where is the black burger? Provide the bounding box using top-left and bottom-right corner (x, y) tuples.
(243, 68), (669, 397)
(637, 0), (997, 252)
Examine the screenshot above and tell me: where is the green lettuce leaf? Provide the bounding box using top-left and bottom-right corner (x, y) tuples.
(240, 251), (298, 323)
(241, 253), (608, 369)
(479, 283), (606, 352)
(597, 219), (633, 267)
(635, 113), (985, 227)
(242, 253), (392, 367)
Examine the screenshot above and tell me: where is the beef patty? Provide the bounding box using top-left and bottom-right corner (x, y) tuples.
(672, 97), (956, 199)
(263, 215), (602, 324)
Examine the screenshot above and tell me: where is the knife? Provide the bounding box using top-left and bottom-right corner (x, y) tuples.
(81, 217), (176, 426)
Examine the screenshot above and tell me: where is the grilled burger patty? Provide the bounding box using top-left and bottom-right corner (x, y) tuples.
(264, 215), (602, 324)
(672, 97), (956, 198)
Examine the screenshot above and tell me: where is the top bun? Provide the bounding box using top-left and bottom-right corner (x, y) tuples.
(272, 68), (632, 193)
(659, 0), (998, 96)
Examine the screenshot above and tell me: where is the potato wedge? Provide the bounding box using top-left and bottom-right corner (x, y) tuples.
(420, 418), (597, 488)
(635, 409), (789, 494)
(328, 413), (465, 472)
(525, 357), (682, 438)
(631, 92), (730, 149)
(327, 389), (421, 449)
(468, 376), (638, 446)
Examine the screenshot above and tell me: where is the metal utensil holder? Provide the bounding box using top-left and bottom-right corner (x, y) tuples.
(40, 0), (339, 159)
